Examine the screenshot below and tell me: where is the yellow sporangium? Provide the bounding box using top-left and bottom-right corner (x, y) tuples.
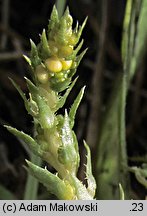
(35, 65), (49, 84)
(45, 57), (62, 73)
(58, 45), (73, 58)
(61, 59), (72, 70)
(68, 33), (78, 46)
(63, 181), (75, 200)
(48, 40), (59, 55)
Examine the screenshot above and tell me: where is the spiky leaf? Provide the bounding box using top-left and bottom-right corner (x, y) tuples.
(48, 5), (59, 36)
(25, 77), (38, 96)
(9, 78), (39, 117)
(70, 174), (92, 200)
(30, 40), (41, 68)
(76, 17), (88, 44)
(26, 78), (55, 129)
(40, 29), (51, 59)
(23, 55), (32, 67)
(84, 141), (96, 197)
(66, 40), (84, 60)
(76, 48), (88, 66)
(9, 78), (28, 108)
(26, 160), (74, 200)
(56, 77), (78, 110)
(50, 77), (71, 92)
(4, 126), (42, 156)
(58, 110), (77, 172)
(69, 86), (85, 128)
(36, 94), (55, 129)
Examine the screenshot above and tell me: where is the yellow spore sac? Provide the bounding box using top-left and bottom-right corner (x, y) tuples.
(45, 57), (62, 73)
(70, 61), (77, 69)
(63, 181), (75, 200)
(61, 59), (73, 70)
(68, 34), (78, 46)
(48, 40), (58, 55)
(58, 45), (73, 58)
(35, 65), (49, 84)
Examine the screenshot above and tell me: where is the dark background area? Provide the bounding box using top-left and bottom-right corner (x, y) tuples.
(0, 0), (147, 199)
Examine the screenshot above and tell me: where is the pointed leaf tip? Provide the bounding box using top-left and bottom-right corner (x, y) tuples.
(56, 77), (78, 110)
(23, 55), (32, 66)
(26, 160), (74, 200)
(4, 125), (41, 156)
(50, 5), (59, 22)
(84, 140), (96, 198)
(30, 39), (41, 67)
(76, 48), (88, 66)
(8, 78), (33, 115)
(69, 86), (85, 128)
(64, 6), (70, 16)
(8, 78), (27, 102)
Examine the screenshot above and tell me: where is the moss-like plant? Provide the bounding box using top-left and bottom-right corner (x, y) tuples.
(5, 6), (96, 200)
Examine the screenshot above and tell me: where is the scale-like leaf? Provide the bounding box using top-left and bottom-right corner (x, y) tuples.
(26, 160), (74, 200)
(9, 78), (28, 105)
(26, 78), (55, 129)
(66, 40), (84, 60)
(76, 48), (88, 66)
(40, 29), (51, 59)
(25, 77), (38, 94)
(23, 55), (32, 67)
(4, 126), (42, 156)
(36, 94), (55, 129)
(58, 110), (77, 172)
(30, 40), (41, 68)
(76, 17), (88, 44)
(70, 174), (92, 200)
(69, 86), (85, 128)
(9, 78), (38, 117)
(48, 5), (59, 35)
(56, 77), (78, 110)
(84, 141), (96, 198)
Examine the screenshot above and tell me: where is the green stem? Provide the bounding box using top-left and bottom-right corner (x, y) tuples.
(24, 153), (42, 200)
(118, 72), (129, 198)
(96, 74), (127, 199)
